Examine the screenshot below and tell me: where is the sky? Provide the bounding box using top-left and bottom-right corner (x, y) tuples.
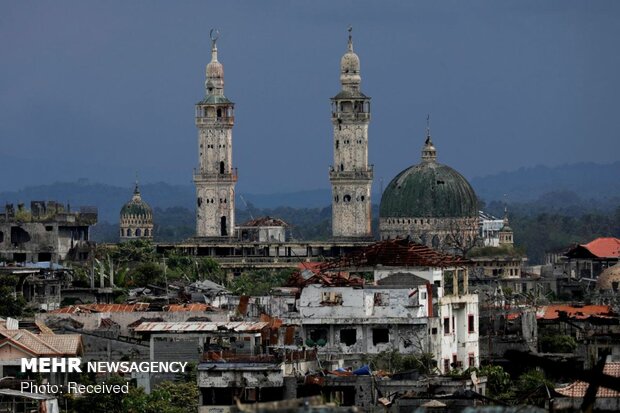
(1, 1), (619, 194)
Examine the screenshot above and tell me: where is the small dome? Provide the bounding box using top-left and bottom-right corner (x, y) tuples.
(380, 139), (478, 219)
(120, 184), (152, 218)
(596, 263), (620, 291)
(341, 50), (360, 75)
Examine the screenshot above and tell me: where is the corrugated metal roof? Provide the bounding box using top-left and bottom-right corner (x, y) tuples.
(134, 321), (269, 333)
(51, 303), (150, 314)
(583, 237), (620, 258)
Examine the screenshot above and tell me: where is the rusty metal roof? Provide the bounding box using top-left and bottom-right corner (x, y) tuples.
(134, 321), (269, 333)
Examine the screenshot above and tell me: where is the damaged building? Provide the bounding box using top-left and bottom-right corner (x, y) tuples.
(0, 201), (97, 263)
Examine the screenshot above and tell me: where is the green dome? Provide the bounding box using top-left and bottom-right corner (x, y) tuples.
(380, 141), (478, 218)
(120, 184), (152, 217)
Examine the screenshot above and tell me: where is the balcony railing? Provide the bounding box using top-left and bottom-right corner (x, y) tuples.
(329, 165), (374, 180)
(193, 168), (238, 182)
(195, 116), (235, 126)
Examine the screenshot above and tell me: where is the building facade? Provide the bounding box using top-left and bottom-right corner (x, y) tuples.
(330, 30), (373, 239)
(194, 33), (237, 238)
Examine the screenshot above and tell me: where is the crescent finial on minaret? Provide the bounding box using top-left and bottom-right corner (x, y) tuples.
(347, 26), (353, 51)
(209, 29), (220, 48)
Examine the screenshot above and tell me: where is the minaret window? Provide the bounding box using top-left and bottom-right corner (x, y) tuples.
(219, 161), (225, 174)
(343, 195), (351, 202)
(220, 216), (227, 236)
(217, 108), (222, 118)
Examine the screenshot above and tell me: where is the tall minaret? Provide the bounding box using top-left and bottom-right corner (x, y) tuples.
(330, 28), (373, 239)
(194, 30), (237, 237)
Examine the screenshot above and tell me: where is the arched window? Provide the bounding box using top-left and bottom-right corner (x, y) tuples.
(219, 161), (225, 174)
(144, 228), (150, 237)
(127, 229), (132, 237)
(216, 108), (222, 118)
(136, 228), (142, 237)
(343, 194), (351, 202)
(119, 229), (124, 237)
(432, 235), (440, 249)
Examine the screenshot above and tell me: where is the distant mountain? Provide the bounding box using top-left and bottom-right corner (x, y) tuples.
(1, 162), (618, 225)
(470, 161), (620, 203)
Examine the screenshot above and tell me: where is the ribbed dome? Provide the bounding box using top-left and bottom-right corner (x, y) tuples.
(341, 50), (360, 75)
(120, 184), (152, 218)
(380, 139), (478, 219)
(207, 60), (224, 79)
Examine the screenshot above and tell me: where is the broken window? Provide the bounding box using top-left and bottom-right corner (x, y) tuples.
(373, 292), (388, 306)
(431, 327), (438, 335)
(321, 291), (343, 305)
(443, 317), (450, 335)
(309, 328), (328, 345)
(339, 329), (356, 346)
(468, 354), (475, 368)
(10, 227), (30, 245)
(372, 328), (389, 345)
(38, 253), (51, 262)
(45, 226), (53, 232)
(468, 315), (475, 333)
(443, 359), (450, 373)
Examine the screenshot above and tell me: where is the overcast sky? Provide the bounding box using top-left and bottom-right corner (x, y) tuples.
(1, 1), (618, 193)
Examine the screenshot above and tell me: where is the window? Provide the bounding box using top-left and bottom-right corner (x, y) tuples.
(372, 328), (389, 345)
(431, 327), (437, 335)
(343, 194), (351, 202)
(374, 292), (389, 306)
(340, 329), (357, 346)
(468, 354), (476, 368)
(443, 359), (450, 373)
(443, 317), (450, 335)
(420, 291), (427, 300)
(321, 292), (343, 305)
(468, 315), (475, 333)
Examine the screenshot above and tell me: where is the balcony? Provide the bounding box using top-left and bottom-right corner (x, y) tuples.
(193, 168), (238, 183)
(329, 165), (374, 181)
(331, 112), (370, 122)
(195, 116), (235, 126)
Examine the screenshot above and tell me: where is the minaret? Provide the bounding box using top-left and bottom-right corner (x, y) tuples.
(498, 207), (514, 246)
(194, 30), (237, 237)
(330, 28), (373, 239)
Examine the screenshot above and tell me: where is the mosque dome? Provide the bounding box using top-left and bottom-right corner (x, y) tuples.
(119, 183), (154, 241)
(121, 185), (152, 218)
(380, 137), (478, 219)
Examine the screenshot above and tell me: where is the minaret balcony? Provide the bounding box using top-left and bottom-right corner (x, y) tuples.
(329, 165), (373, 181)
(331, 112), (370, 122)
(195, 116), (235, 126)
(193, 168), (238, 183)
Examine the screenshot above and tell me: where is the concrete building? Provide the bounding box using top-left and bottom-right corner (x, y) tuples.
(330, 29), (373, 240)
(0, 201), (97, 263)
(194, 31), (237, 238)
(237, 217), (288, 243)
(379, 132), (479, 254)
(281, 239), (480, 374)
(119, 182), (153, 242)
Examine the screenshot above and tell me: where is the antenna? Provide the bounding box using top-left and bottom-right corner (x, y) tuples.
(239, 194), (254, 220)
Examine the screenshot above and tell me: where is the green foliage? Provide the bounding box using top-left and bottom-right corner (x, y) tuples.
(515, 369), (553, 406)
(478, 365), (514, 400)
(0, 275), (26, 318)
(129, 262), (165, 287)
(539, 334), (577, 353)
(367, 350), (436, 374)
(68, 377), (198, 413)
(113, 240), (157, 264)
(228, 268), (294, 296)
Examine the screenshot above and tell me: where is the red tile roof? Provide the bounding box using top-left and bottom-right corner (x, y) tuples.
(556, 362), (620, 398)
(582, 237), (620, 258)
(538, 305), (614, 320)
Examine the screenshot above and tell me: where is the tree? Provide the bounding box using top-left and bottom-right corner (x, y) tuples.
(0, 275), (26, 318)
(130, 262), (165, 287)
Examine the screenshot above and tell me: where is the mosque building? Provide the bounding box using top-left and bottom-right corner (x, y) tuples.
(378, 127), (479, 253)
(119, 182), (153, 242)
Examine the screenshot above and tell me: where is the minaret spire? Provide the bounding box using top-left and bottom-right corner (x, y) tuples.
(422, 115), (437, 162)
(205, 28), (224, 96)
(347, 26), (353, 51)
